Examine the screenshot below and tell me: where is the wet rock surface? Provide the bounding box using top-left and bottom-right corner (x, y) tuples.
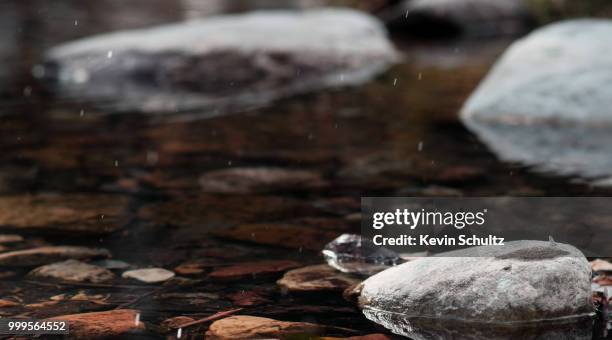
(208, 260), (300, 281)
(206, 315), (325, 339)
(278, 264), (361, 292)
(359, 240), (593, 335)
(28, 260), (115, 283)
(44, 8), (397, 115)
(47, 309), (145, 339)
(462, 19), (612, 183)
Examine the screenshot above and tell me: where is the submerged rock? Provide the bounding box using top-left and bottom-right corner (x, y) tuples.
(208, 260), (300, 281)
(28, 260), (114, 283)
(199, 167), (325, 194)
(277, 264), (360, 292)
(47, 309), (144, 339)
(359, 240), (593, 337)
(206, 315), (324, 339)
(0, 194), (130, 234)
(322, 234), (404, 276)
(0, 246), (110, 266)
(44, 9), (397, 115)
(461, 20), (612, 183)
(379, 0), (532, 37)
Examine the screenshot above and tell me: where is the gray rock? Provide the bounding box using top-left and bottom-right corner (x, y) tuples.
(461, 20), (612, 184)
(44, 8), (397, 115)
(380, 0), (532, 37)
(28, 260), (115, 283)
(359, 240), (593, 337)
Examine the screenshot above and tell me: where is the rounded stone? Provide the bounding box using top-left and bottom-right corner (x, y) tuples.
(359, 240), (593, 328)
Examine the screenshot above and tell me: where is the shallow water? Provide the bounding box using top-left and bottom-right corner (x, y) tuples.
(0, 1), (611, 339)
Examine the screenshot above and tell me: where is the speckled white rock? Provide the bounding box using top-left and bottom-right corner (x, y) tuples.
(461, 20), (612, 183)
(359, 240), (593, 333)
(44, 8), (397, 115)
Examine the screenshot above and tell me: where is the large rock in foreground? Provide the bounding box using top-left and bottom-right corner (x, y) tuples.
(461, 20), (612, 183)
(359, 240), (593, 337)
(44, 9), (397, 115)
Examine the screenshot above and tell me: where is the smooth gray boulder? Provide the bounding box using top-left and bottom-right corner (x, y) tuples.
(359, 240), (593, 337)
(43, 8), (397, 115)
(461, 20), (612, 184)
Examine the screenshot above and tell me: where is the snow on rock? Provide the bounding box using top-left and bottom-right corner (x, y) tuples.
(44, 8), (398, 115)
(461, 20), (612, 183)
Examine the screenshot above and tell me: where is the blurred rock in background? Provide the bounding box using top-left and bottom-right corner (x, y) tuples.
(378, 0), (535, 38)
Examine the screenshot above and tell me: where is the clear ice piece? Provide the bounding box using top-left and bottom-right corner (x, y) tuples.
(322, 234), (404, 276)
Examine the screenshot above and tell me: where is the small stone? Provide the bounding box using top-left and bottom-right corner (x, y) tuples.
(199, 167), (325, 193)
(28, 260), (115, 283)
(208, 260), (301, 281)
(214, 223), (339, 251)
(0, 246), (110, 266)
(359, 240), (593, 337)
(0, 234), (23, 244)
(46, 309), (145, 339)
(206, 315), (324, 339)
(592, 259), (612, 273)
(0, 299), (19, 308)
(174, 262), (208, 275)
(322, 234), (403, 276)
(227, 290), (271, 307)
(277, 264), (360, 292)
(122, 268), (175, 283)
(160, 316), (195, 330)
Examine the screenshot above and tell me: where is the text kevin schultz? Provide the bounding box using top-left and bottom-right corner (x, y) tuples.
(373, 234), (505, 246)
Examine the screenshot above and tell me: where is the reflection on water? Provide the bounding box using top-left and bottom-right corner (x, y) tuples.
(363, 308), (594, 340)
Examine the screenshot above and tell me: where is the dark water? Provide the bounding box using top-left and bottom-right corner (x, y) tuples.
(0, 1), (610, 339)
